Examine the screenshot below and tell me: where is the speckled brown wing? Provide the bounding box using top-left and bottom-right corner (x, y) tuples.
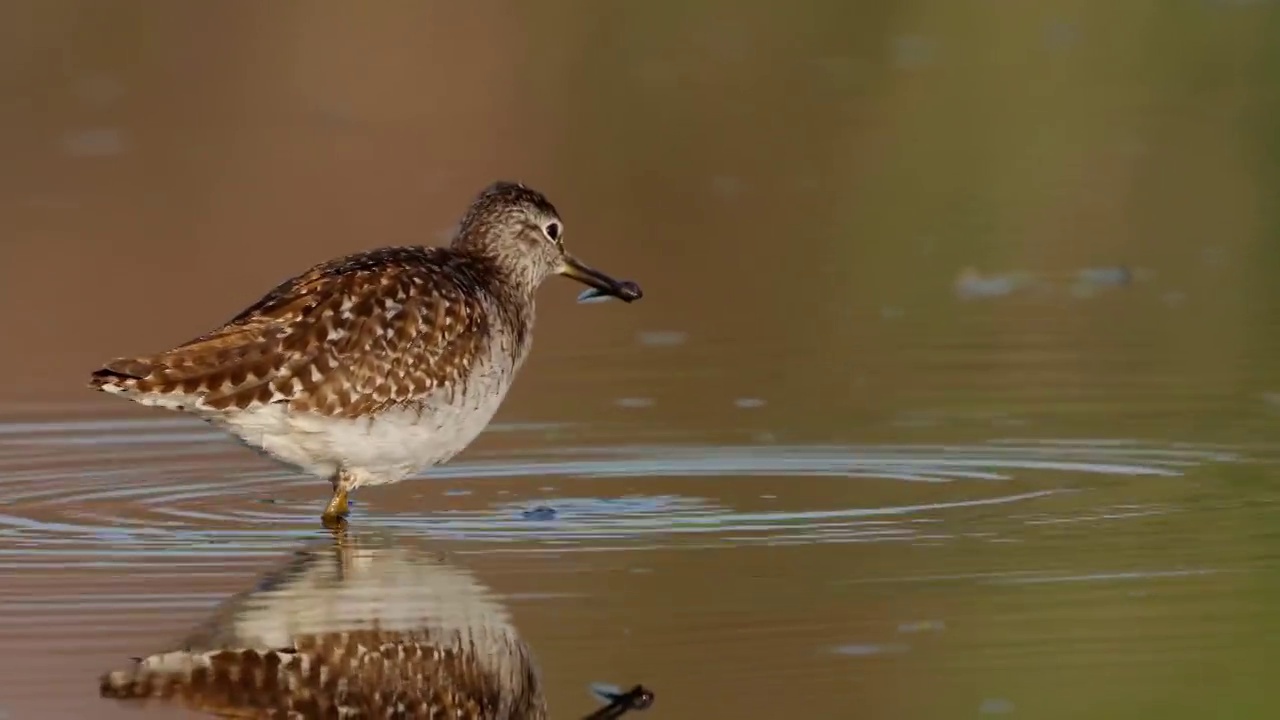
(98, 631), (515, 720)
(89, 247), (495, 419)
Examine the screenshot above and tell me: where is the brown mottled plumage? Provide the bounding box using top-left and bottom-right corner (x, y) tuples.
(88, 181), (642, 524)
(98, 532), (652, 720)
(93, 247), (504, 419)
(100, 630), (541, 719)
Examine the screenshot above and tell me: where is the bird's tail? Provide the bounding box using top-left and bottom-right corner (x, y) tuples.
(99, 648), (302, 710)
(88, 356), (164, 394)
(87, 319), (290, 411)
(87, 354), (202, 410)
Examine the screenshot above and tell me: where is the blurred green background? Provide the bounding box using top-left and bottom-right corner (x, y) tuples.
(3, 2), (1280, 719)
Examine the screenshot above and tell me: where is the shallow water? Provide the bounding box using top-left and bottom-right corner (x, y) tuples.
(5, 346), (1280, 718)
(7, 1), (1280, 718)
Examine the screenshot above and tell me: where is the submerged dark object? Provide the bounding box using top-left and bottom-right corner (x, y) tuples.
(521, 505), (558, 521)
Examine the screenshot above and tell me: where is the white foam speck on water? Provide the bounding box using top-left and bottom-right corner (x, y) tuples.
(614, 398), (655, 409)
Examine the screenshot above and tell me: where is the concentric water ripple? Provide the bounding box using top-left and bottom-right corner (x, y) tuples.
(0, 417), (1256, 560)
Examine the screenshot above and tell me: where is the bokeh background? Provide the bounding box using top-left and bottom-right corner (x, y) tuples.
(4, 1), (1280, 718)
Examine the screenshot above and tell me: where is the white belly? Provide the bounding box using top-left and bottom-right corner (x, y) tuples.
(213, 356), (517, 487)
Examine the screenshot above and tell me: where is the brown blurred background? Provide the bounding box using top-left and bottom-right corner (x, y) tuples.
(4, 1), (1274, 414)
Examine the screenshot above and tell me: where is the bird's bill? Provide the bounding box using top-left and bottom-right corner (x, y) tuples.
(559, 255), (643, 302)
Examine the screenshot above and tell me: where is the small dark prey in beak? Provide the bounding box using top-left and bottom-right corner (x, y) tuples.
(581, 683), (656, 719)
(560, 255), (643, 303)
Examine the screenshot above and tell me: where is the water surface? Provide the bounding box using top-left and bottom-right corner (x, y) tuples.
(5, 2), (1280, 719)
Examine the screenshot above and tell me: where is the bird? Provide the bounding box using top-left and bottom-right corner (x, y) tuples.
(98, 530), (655, 719)
(88, 181), (643, 526)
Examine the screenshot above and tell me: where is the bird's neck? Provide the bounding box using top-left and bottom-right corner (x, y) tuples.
(455, 248), (536, 363)
(451, 237), (540, 302)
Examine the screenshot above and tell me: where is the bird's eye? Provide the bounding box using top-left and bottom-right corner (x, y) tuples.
(543, 222), (561, 242)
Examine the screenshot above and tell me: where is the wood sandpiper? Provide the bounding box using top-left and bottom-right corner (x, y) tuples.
(89, 181), (642, 526)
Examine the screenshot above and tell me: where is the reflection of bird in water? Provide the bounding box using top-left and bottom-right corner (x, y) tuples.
(87, 181), (642, 527)
(99, 531), (652, 719)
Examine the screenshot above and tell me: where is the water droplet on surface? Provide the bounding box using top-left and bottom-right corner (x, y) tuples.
(831, 643), (908, 657)
(615, 397), (655, 409)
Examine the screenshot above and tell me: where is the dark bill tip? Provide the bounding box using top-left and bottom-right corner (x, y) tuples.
(561, 256), (643, 304)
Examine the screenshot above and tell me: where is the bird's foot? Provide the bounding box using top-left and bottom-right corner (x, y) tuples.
(320, 513), (349, 532)
(321, 485), (350, 529)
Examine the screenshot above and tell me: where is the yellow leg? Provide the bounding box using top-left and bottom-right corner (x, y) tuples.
(321, 476), (351, 529)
